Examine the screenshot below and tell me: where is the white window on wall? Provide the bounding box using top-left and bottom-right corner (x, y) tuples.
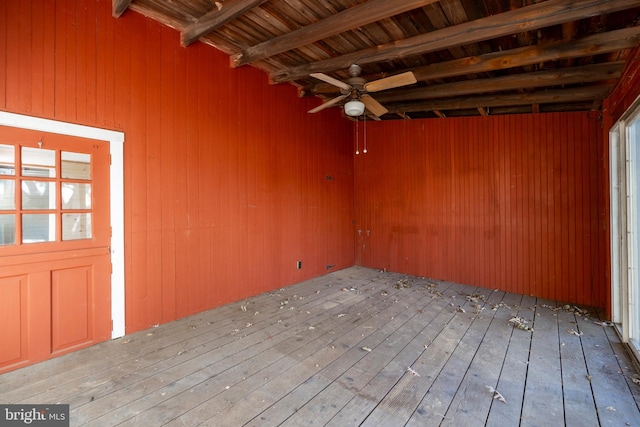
(610, 97), (640, 363)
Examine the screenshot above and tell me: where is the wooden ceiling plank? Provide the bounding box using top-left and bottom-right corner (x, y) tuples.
(112, 0), (132, 18)
(304, 27), (640, 96)
(386, 85), (612, 113)
(376, 62), (624, 102)
(231, 0), (441, 67)
(271, 0), (640, 82)
(181, 0), (269, 47)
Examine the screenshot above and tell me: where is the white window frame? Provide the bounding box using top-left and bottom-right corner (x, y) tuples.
(0, 111), (125, 339)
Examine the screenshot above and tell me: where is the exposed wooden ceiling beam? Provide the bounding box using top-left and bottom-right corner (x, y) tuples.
(386, 85), (612, 114)
(375, 62), (624, 103)
(181, 0), (268, 47)
(230, 0), (440, 68)
(271, 0), (640, 83)
(112, 0), (132, 18)
(303, 28), (639, 97)
(304, 26), (640, 98)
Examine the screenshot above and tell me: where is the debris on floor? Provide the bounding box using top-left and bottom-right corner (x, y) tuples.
(407, 367), (421, 377)
(541, 303), (589, 317)
(492, 301), (512, 311)
(465, 293), (486, 303)
(394, 278), (412, 289)
(593, 320), (613, 327)
(567, 329), (583, 336)
(509, 316), (534, 332)
(361, 346), (372, 352)
(486, 385), (506, 403)
(473, 304), (485, 315)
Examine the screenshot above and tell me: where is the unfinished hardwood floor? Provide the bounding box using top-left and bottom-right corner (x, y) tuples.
(1, 267), (639, 426)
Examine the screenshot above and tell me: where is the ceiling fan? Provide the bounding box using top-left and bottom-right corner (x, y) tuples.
(307, 64), (417, 118)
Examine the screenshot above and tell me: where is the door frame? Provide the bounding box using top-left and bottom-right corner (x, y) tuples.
(0, 111), (125, 339)
(610, 94), (640, 364)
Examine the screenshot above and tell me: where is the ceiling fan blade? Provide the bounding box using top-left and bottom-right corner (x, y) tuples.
(308, 94), (348, 113)
(310, 73), (352, 91)
(360, 94), (388, 117)
(364, 71), (417, 92)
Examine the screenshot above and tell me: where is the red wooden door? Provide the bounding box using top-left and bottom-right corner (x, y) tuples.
(0, 126), (111, 373)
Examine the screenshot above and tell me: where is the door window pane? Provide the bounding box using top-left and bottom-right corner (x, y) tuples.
(22, 147), (56, 177)
(22, 181), (56, 210)
(0, 214), (15, 245)
(1, 142), (95, 246)
(22, 213), (55, 243)
(62, 183), (91, 209)
(61, 152), (91, 180)
(62, 213), (91, 240)
(0, 179), (15, 210)
(0, 144), (15, 175)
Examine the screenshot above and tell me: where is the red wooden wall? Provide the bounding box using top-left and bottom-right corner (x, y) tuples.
(1, 0), (626, 340)
(354, 113), (608, 307)
(0, 0), (354, 333)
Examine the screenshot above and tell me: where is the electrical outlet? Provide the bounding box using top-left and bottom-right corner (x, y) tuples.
(297, 261), (302, 269)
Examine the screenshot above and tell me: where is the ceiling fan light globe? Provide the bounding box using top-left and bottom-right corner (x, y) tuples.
(344, 99), (365, 116)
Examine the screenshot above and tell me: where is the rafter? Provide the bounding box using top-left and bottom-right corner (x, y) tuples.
(271, 0), (640, 83)
(386, 86), (612, 114)
(230, 0), (440, 67)
(181, 0), (268, 47)
(375, 62), (624, 103)
(112, 0), (132, 18)
(303, 27), (640, 97)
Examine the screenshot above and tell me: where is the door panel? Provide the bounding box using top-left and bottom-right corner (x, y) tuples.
(0, 275), (27, 367)
(0, 126), (111, 373)
(51, 266), (92, 353)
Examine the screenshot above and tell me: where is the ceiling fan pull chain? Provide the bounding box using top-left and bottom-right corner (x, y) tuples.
(363, 114), (367, 154)
(355, 118), (359, 155)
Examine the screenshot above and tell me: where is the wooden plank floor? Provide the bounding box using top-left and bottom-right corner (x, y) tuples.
(1, 267), (639, 426)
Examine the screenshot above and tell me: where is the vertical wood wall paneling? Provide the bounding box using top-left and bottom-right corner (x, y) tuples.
(4, 1), (19, 111)
(145, 18), (164, 324)
(172, 35), (190, 320)
(129, 12), (153, 327)
(355, 113), (607, 308)
(0, 0), (6, 110)
(159, 25), (177, 323)
(2, 0), (354, 334)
